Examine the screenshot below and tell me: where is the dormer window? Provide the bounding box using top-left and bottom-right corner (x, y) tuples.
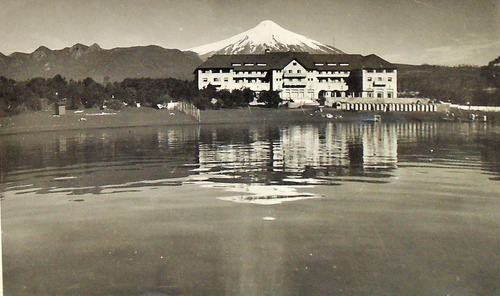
(315, 63), (324, 66)
(257, 63), (266, 66)
(232, 63), (241, 66)
(244, 63), (254, 66)
(340, 63), (349, 66)
(327, 63), (337, 66)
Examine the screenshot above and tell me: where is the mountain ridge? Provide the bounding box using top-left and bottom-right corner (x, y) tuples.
(0, 44), (202, 82)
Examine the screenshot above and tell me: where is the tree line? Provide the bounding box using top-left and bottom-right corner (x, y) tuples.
(0, 75), (282, 117)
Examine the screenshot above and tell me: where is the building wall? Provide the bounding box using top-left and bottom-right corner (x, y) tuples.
(362, 69), (397, 99)
(196, 59), (397, 105)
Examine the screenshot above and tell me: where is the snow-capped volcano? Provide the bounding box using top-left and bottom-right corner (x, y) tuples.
(187, 20), (344, 59)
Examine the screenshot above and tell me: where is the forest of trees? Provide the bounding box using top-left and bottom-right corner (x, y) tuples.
(0, 75), (275, 117)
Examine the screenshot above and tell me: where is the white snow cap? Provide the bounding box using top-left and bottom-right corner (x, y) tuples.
(187, 20), (343, 57)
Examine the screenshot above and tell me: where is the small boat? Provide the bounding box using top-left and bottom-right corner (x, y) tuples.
(362, 115), (381, 122)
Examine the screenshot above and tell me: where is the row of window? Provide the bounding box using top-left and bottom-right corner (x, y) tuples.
(366, 69), (394, 73)
(314, 62), (349, 66)
(231, 63), (267, 67)
(367, 92), (394, 98)
(284, 69), (349, 74)
(367, 77), (393, 82)
(202, 76), (350, 83)
(234, 71), (266, 75)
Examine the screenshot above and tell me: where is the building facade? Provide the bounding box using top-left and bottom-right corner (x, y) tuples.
(195, 51), (397, 106)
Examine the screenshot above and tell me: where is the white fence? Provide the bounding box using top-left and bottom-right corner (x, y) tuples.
(339, 102), (438, 112)
(177, 101), (201, 122)
(450, 104), (500, 112)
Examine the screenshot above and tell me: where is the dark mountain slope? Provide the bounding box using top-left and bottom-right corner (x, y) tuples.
(0, 44), (202, 82)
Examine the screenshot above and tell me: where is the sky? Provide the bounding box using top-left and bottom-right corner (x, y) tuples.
(0, 0), (499, 66)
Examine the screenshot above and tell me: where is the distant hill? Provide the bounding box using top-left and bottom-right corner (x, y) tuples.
(187, 20), (343, 59)
(0, 44), (203, 82)
(397, 58), (499, 105)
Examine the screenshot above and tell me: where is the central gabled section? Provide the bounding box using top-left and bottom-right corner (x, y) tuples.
(282, 59), (308, 88)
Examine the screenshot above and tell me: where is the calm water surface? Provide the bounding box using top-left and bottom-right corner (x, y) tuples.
(1, 122), (500, 295)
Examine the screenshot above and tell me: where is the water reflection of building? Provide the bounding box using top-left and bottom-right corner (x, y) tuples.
(198, 127), (271, 176)
(278, 123), (398, 171)
(197, 123), (400, 183)
(361, 124), (398, 169)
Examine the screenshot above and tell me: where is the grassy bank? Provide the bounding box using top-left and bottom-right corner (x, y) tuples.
(199, 108), (446, 124)
(0, 107), (196, 135)
(1, 106), (499, 135)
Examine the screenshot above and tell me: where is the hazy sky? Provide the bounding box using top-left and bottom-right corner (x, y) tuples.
(1, 0), (498, 65)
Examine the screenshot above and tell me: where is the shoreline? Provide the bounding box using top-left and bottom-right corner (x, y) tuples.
(1, 106), (498, 135)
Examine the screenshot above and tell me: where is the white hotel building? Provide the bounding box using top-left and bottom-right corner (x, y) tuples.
(195, 51), (397, 106)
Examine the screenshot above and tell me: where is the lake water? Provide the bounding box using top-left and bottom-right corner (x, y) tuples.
(1, 122), (500, 295)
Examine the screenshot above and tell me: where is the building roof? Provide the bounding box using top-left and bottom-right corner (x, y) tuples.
(196, 51), (395, 71)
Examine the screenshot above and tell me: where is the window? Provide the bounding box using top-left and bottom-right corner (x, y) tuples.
(367, 77), (372, 81)
(387, 92), (393, 98)
(378, 77), (383, 81)
(388, 77), (393, 82)
(293, 62), (297, 66)
(386, 69), (394, 73)
(297, 70), (301, 73)
(214, 78), (220, 82)
(203, 78), (208, 82)
(224, 77), (228, 82)
(377, 92), (383, 98)
(288, 70), (293, 73)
